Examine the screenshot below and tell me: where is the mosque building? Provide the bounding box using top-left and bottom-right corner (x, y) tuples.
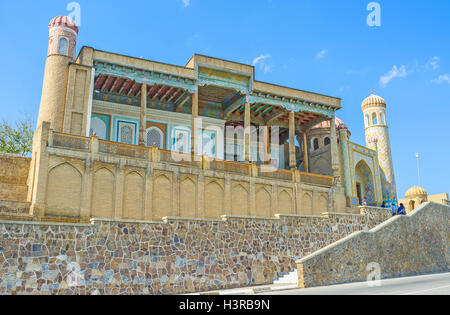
(7, 15), (444, 223)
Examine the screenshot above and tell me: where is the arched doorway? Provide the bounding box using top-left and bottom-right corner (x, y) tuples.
(355, 160), (375, 205)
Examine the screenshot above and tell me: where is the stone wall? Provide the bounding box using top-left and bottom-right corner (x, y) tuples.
(0, 207), (390, 295)
(296, 202), (450, 288)
(0, 153), (30, 203)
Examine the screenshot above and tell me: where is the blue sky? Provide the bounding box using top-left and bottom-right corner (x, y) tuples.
(0, 0), (449, 197)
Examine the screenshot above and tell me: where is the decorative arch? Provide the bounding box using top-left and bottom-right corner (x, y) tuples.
(324, 137), (331, 146)
(58, 37), (69, 55)
(317, 194), (328, 213)
(90, 117), (107, 140)
(255, 187), (271, 217)
(355, 160), (375, 205)
(278, 189), (293, 214)
(313, 138), (319, 151)
(231, 183), (249, 216)
(146, 127), (164, 149)
(179, 177), (197, 218)
(372, 112), (378, 125)
(92, 167), (115, 219)
(152, 174), (172, 219)
(123, 171), (144, 220)
(46, 162), (82, 217)
(120, 125), (133, 144)
(204, 180), (224, 219)
(302, 192), (313, 215)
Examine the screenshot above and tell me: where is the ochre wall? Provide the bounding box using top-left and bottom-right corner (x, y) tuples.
(0, 207), (391, 295)
(297, 202), (449, 288)
(25, 126), (346, 221)
(0, 153), (30, 203)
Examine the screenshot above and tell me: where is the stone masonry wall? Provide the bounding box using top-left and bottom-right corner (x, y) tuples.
(297, 202), (450, 288)
(0, 207), (390, 295)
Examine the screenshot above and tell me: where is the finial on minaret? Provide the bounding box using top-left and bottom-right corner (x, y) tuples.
(370, 89), (373, 95)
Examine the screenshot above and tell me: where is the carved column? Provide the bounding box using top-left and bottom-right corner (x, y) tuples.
(289, 111), (296, 170)
(330, 115), (340, 178)
(139, 83), (147, 146)
(302, 132), (309, 173)
(191, 91), (199, 155)
(244, 100), (251, 161)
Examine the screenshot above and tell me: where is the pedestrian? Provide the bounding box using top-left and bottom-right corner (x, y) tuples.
(362, 198), (367, 206)
(381, 201), (386, 208)
(390, 203), (397, 216)
(397, 203), (406, 216)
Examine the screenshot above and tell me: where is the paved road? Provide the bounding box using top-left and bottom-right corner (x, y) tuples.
(264, 272), (450, 295)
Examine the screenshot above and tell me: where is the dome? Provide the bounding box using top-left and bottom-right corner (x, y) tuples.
(405, 186), (428, 198)
(48, 16), (79, 34)
(311, 117), (348, 131)
(362, 91), (386, 110)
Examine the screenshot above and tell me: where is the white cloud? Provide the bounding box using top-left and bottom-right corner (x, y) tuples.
(426, 56), (440, 70)
(182, 0), (190, 7)
(315, 49), (328, 60)
(339, 85), (351, 93)
(379, 65), (408, 87)
(252, 54), (272, 74)
(431, 74), (450, 84)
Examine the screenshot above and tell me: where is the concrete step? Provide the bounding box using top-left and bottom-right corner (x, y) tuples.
(273, 270), (299, 285)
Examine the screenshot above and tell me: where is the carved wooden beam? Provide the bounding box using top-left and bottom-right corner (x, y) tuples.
(299, 116), (328, 133)
(265, 110), (287, 124)
(223, 96), (245, 120)
(176, 94), (191, 112)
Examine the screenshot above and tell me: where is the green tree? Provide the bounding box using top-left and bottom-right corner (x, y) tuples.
(0, 118), (34, 157)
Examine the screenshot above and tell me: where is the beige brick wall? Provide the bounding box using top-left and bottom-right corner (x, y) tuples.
(0, 153), (30, 202)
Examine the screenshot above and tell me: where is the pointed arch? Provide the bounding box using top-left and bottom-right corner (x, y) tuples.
(278, 189), (293, 214)
(92, 167), (115, 219)
(152, 174), (172, 220)
(355, 160), (375, 205)
(255, 186), (272, 217)
(231, 183), (249, 216)
(302, 192), (313, 215)
(204, 180), (224, 219)
(123, 171), (144, 220)
(180, 177), (197, 218)
(46, 162), (82, 217)
(146, 127), (164, 149)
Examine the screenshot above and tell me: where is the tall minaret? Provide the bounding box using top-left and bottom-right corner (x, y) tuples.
(362, 91), (397, 202)
(37, 16), (78, 131)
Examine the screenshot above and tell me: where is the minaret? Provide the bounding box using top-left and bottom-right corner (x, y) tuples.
(37, 16), (78, 131)
(362, 91), (397, 202)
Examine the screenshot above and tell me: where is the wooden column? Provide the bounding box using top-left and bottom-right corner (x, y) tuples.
(302, 132), (309, 173)
(289, 111), (296, 170)
(330, 115), (340, 176)
(244, 100), (251, 161)
(263, 126), (270, 164)
(139, 83), (147, 146)
(191, 91), (199, 155)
